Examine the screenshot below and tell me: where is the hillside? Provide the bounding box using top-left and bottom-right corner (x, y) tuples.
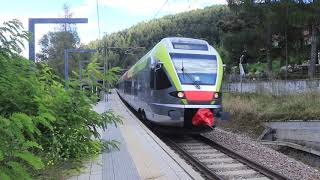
(90, 2), (319, 79)
(91, 5), (229, 69)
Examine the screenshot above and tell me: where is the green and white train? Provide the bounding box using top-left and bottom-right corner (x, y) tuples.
(116, 37), (226, 133)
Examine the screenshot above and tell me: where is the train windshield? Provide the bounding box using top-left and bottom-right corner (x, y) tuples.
(170, 53), (217, 85)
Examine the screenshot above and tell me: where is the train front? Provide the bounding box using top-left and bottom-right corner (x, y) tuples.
(152, 38), (225, 133)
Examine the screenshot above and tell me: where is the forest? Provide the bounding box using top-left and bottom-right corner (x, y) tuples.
(87, 0), (320, 80)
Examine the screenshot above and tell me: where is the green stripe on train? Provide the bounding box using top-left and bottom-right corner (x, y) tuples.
(216, 53), (223, 92)
(127, 52), (150, 77)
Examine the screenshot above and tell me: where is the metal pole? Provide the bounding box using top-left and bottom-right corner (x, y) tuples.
(64, 49), (69, 84)
(240, 73), (243, 93)
(28, 18), (88, 61)
(285, 5), (288, 82)
(28, 19), (35, 61)
(79, 60), (82, 90)
(239, 54), (245, 93)
(103, 42), (108, 102)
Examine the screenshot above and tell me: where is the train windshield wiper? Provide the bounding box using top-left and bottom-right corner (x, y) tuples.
(181, 66), (201, 89)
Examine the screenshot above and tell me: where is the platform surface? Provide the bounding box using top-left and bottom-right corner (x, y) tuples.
(69, 92), (203, 180)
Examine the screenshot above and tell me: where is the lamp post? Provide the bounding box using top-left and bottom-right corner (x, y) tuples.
(239, 54), (245, 93)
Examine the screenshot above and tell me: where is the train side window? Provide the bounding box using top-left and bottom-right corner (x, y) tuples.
(133, 80), (138, 95)
(155, 68), (171, 90)
(150, 68), (155, 89)
(124, 80), (132, 94)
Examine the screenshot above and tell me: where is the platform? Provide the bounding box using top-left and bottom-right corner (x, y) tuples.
(69, 91), (203, 180)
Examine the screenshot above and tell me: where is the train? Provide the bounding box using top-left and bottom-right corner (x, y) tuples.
(116, 37), (227, 133)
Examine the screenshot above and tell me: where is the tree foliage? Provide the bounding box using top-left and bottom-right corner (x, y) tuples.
(93, 5), (228, 69)
(37, 31), (80, 76)
(0, 19), (29, 57)
(93, 3), (320, 79)
(36, 4), (80, 76)
(0, 20), (122, 179)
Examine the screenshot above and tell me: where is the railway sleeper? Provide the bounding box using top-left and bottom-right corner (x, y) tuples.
(192, 153), (226, 159)
(216, 169), (262, 179)
(207, 163), (246, 169)
(187, 149), (218, 154)
(200, 157), (235, 163)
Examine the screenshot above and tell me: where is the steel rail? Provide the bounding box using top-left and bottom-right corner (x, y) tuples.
(165, 137), (224, 180)
(193, 135), (289, 180)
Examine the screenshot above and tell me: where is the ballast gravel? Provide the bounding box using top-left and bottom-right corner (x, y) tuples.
(203, 128), (320, 180)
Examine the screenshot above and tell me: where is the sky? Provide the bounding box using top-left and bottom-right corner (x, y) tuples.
(0, 0), (227, 58)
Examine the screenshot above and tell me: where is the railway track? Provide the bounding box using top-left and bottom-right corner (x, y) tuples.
(164, 135), (289, 180)
(118, 92), (289, 180)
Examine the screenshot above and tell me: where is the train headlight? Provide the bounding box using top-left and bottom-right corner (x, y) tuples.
(177, 92), (185, 98)
(214, 93), (219, 99)
(169, 91), (185, 99)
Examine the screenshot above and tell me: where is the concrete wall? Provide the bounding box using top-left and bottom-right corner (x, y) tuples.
(261, 121), (320, 153)
(223, 79), (320, 95)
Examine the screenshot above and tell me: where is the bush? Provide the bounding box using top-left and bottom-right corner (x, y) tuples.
(0, 20), (122, 179)
(0, 54), (122, 179)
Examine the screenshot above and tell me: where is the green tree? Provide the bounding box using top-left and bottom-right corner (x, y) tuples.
(36, 4), (80, 76)
(300, 1), (320, 78)
(37, 31), (80, 75)
(0, 19), (29, 57)
(96, 5), (228, 69)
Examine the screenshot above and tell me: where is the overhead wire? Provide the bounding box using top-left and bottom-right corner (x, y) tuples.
(153, 0), (169, 19)
(96, 0), (101, 40)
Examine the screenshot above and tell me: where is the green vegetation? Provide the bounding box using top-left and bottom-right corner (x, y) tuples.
(0, 20), (121, 179)
(90, 1), (320, 79)
(36, 4), (82, 77)
(221, 92), (320, 137)
(88, 5), (229, 69)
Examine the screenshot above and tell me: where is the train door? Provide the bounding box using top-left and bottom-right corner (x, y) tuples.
(149, 56), (156, 95)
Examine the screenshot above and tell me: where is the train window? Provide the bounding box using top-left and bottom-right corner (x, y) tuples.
(172, 42), (208, 51)
(150, 68), (155, 89)
(124, 81), (132, 94)
(155, 68), (171, 90)
(133, 80), (138, 95)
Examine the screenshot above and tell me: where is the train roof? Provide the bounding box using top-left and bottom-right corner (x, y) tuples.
(160, 37), (216, 54)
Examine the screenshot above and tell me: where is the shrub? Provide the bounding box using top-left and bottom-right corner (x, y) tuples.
(0, 20), (122, 179)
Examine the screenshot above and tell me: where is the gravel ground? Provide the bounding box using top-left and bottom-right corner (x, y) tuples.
(203, 128), (320, 180)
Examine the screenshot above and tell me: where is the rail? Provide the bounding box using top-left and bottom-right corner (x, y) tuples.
(164, 135), (289, 180)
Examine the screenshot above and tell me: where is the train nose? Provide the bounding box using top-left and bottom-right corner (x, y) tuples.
(192, 108), (214, 127)
(184, 91), (214, 101)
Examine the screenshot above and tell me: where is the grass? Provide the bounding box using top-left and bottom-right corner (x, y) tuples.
(34, 159), (87, 180)
(34, 154), (100, 180)
(220, 91), (320, 137)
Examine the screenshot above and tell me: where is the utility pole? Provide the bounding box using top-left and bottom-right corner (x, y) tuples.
(239, 54), (245, 93)
(103, 42), (108, 102)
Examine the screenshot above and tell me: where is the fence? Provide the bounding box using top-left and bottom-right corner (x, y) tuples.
(222, 78), (320, 95)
